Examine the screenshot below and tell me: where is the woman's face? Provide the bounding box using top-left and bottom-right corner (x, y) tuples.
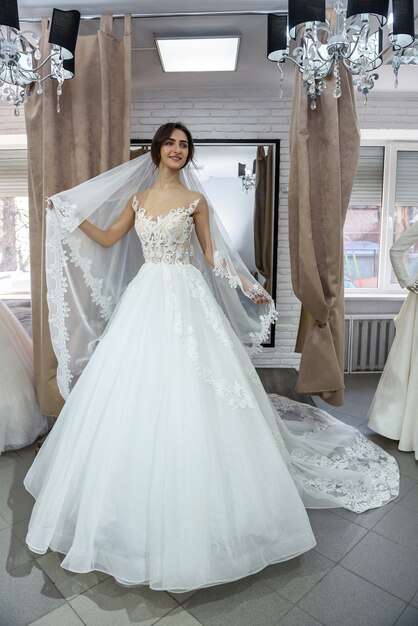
(159, 128), (189, 170)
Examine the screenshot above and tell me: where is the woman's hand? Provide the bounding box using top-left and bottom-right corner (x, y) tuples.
(246, 284), (272, 304)
(407, 281), (418, 294)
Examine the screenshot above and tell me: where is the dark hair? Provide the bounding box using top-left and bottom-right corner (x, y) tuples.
(151, 122), (194, 168)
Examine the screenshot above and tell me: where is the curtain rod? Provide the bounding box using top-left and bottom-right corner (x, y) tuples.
(20, 10), (285, 23)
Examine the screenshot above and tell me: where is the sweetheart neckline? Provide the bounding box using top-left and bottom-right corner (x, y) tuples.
(135, 198), (199, 223)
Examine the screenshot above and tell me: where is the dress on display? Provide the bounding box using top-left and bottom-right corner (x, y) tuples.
(0, 300), (47, 453)
(24, 189), (399, 592)
(368, 221), (418, 459)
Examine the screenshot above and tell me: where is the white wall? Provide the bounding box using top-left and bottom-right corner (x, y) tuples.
(2, 88), (418, 367)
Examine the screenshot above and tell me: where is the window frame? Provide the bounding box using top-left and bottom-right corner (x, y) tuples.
(345, 136), (418, 299)
(0, 135), (29, 299)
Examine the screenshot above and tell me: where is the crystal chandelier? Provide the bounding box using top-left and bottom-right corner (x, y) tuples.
(0, 1), (80, 115)
(267, 0), (416, 109)
(238, 162), (256, 193)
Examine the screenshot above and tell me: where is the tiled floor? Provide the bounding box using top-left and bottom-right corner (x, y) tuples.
(1, 374), (418, 626)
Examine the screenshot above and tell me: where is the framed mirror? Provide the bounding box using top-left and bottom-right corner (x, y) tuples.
(131, 139), (280, 348)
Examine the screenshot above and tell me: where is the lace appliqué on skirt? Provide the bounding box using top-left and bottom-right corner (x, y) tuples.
(162, 265), (259, 409)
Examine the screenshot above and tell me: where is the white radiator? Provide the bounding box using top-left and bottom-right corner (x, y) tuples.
(344, 315), (396, 373)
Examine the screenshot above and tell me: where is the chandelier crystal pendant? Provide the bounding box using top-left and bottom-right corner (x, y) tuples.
(0, 2), (80, 115)
(267, 0), (416, 109)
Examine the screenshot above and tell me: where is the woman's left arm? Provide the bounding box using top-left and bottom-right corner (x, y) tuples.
(194, 195), (270, 304)
(193, 195), (215, 267)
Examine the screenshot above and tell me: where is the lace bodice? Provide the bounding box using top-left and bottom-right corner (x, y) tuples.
(133, 196), (200, 265)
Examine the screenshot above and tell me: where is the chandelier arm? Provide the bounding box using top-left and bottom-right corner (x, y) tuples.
(11, 63), (40, 83)
(30, 52), (62, 73)
(286, 54), (332, 77)
(343, 42), (392, 71)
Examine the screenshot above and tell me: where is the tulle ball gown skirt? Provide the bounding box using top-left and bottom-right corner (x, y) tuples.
(24, 263), (317, 591)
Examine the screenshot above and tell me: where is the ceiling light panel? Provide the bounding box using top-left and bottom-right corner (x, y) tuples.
(155, 36), (240, 72)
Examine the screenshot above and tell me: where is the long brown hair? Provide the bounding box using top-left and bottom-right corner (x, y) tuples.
(151, 122), (194, 168)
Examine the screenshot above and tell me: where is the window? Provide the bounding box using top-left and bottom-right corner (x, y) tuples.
(392, 150), (418, 284)
(0, 148), (29, 296)
(345, 140), (418, 295)
(345, 146), (384, 289)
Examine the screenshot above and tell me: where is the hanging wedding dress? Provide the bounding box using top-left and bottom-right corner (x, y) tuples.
(24, 154), (399, 592)
(0, 300), (47, 453)
(368, 221), (418, 458)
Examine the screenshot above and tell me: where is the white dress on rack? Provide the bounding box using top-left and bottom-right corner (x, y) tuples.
(0, 300), (47, 453)
(24, 199), (399, 592)
(368, 221), (418, 459)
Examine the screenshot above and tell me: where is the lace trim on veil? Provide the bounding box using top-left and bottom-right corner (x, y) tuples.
(46, 210), (115, 398)
(270, 394), (400, 513)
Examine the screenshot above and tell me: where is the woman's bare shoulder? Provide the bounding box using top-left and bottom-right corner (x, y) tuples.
(135, 187), (153, 202)
(186, 189), (206, 203)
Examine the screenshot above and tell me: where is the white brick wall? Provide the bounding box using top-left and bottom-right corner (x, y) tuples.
(2, 87), (418, 367)
(0, 100), (26, 134)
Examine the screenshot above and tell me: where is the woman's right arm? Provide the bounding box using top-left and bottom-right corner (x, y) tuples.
(77, 196), (136, 248)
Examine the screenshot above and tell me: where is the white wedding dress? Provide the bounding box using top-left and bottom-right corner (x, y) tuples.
(0, 300), (47, 453)
(24, 200), (399, 592)
(368, 221), (418, 458)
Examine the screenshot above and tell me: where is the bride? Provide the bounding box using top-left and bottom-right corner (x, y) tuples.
(24, 122), (399, 592)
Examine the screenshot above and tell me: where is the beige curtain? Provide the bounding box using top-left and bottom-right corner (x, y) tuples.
(254, 146), (274, 294)
(288, 66), (360, 406)
(26, 14), (132, 416)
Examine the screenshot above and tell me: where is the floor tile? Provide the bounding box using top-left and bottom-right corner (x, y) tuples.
(0, 561), (65, 626)
(183, 576), (292, 626)
(0, 455), (36, 524)
(395, 605), (418, 626)
(341, 531), (418, 602)
(311, 399), (365, 428)
(28, 603), (85, 626)
(36, 551), (108, 600)
(389, 449), (418, 481)
(332, 498), (395, 530)
(411, 592), (418, 608)
(168, 590), (197, 604)
(277, 607), (322, 626)
(307, 510), (367, 562)
(299, 565), (405, 626)
(399, 482), (418, 512)
(155, 606), (203, 625)
(0, 512), (9, 530)
(373, 503), (418, 553)
(69, 577), (178, 626)
(11, 517), (30, 544)
(256, 550), (334, 603)
(314, 374), (380, 420)
(359, 424), (399, 451)
(15, 444), (37, 466)
(0, 524), (34, 573)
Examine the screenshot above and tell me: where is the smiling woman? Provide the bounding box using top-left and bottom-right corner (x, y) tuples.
(131, 138), (280, 320)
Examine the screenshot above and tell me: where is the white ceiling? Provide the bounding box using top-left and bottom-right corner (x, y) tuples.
(17, 1), (418, 93)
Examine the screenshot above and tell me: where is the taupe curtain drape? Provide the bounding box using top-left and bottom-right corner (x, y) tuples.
(254, 146), (274, 294)
(288, 66), (360, 406)
(26, 14), (132, 416)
